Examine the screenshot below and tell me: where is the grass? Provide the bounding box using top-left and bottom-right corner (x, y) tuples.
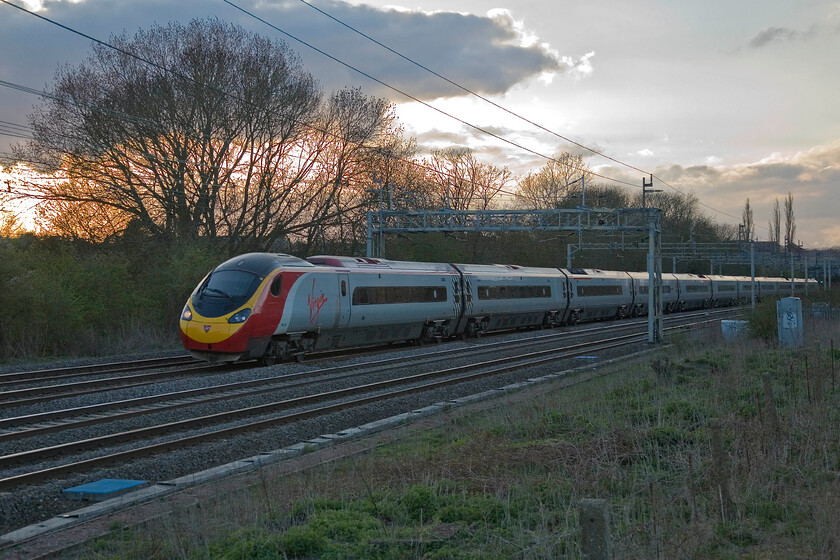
(63, 307), (840, 559)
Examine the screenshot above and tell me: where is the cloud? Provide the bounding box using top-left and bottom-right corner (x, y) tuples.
(587, 140), (840, 247)
(750, 27), (798, 48)
(749, 24), (816, 48)
(0, 0), (584, 155)
(237, 0), (573, 99)
(661, 142), (840, 246)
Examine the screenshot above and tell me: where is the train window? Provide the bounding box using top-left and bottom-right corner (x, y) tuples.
(576, 285), (622, 297)
(638, 285), (670, 295)
(352, 286), (447, 305)
(477, 285), (552, 300)
(685, 285), (708, 293)
(341, 280), (347, 297)
(270, 275), (283, 297)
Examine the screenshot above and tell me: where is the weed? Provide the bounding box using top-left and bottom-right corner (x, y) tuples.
(69, 317), (840, 558)
(400, 484), (440, 522)
(278, 525), (328, 558)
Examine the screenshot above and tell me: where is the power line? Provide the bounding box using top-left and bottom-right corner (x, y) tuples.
(0, 1), (533, 200)
(222, 0), (640, 190)
(288, 0), (752, 226)
(296, 0), (646, 175)
(2, 0), (744, 225)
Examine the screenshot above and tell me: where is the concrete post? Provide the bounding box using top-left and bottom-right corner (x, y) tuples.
(580, 499), (612, 560)
(777, 297), (804, 347)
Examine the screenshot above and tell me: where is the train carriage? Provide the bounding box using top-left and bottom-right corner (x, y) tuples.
(565, 269), (634, 323)
(734, 276), (758, 304)
(307, 255), (461, 347)
(180, 253), (320, 363)
(626, 272), (680, 315)
(708, 275), (739, 307)
(455, 263), (568, 336)
(674, 273), (712, 311)
(757, 277), (777, 299)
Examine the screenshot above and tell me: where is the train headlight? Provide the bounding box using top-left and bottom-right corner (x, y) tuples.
(181, 305), (192, 321)
(228, 308), (252, 324)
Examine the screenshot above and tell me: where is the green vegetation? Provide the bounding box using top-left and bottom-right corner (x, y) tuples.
(3, 229), (834, 362)
(0, 236), (226, 361)
(69, 318), (840, 559)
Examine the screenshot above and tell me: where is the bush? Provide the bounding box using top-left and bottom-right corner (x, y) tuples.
(0, 237), (227, 361)
(745, 299), (779, 341)
(279, 525), (328, 558)
(400, 485), (440, 522)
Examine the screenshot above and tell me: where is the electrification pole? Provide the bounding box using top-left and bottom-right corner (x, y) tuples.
(642, 174), (661, 208)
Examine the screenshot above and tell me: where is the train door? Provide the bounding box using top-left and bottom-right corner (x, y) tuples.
(338, 273), (351, 326)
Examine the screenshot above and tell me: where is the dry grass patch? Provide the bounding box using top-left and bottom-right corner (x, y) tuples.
(69, 319), (840, 559)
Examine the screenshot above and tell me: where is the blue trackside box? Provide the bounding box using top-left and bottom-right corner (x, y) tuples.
(62, 478), (147, 501)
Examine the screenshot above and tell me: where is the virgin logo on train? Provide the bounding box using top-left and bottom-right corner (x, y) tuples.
(307, 279), (328, 324)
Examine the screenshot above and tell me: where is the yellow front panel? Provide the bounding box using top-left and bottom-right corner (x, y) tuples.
(180, 303), (246, 344)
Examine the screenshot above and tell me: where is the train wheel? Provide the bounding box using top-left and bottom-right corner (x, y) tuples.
(258, 342), (279, 366)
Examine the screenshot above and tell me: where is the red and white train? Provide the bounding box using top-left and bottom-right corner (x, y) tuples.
(180, 253), (815, 363)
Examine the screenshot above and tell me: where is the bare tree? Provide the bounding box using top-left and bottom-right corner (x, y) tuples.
(15, 19), (392, 251)
(514, 152), (591, 209)
(426, 147), (511, 211)
(784, 192), (796, 249)
(627, 189), (728, 242)
(293, 88), (400, 255)
(741, 198), (754, 241)
(769, 197), (781, 249)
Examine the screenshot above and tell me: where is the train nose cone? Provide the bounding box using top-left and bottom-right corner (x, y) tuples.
(185, 319), (235, 344)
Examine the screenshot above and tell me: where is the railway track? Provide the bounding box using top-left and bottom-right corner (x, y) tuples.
(1, 307), (737, 436)
(0, 308), (734, 491)
(0, 355), (199, 385)
(0, 318), (652, 443)
(0, 357), (224, 408)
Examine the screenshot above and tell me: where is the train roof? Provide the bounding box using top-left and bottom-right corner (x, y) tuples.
(216, 253), (314, 275)
(562, 268), (630, 279)
(454, 263), (562, 276)
(307, 255), (457, 273)
(625, 271), (680, 280)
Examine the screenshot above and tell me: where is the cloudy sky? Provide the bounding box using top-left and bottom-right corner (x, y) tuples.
(1, 0), (838, 246)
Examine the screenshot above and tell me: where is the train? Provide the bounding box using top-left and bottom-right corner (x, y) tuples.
(179, 253), (816, 364)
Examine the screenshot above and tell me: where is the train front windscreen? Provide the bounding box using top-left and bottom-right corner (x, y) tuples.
(191, 269), (263, 318)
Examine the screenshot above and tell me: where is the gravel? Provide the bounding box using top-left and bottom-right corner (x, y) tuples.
(0, 321), (701, 536)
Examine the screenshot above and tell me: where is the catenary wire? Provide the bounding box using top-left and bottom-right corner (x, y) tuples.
(290, 0), (749, 226)
(222, 0), (640, 190)
(0, 0), (633, 192)
(2, 0), (747, 226)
